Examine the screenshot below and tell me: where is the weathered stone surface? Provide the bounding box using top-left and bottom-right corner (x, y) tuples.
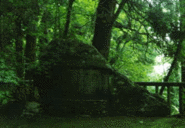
(32, 39), (170, 117)
(39, 39), (111, 70)
(110, 85), (170, 117)
(33, 39), (112, 107)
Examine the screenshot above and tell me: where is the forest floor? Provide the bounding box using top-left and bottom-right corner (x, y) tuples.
(0, 115), (185, 128)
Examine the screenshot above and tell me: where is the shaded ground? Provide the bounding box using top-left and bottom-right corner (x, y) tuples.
(1, 115), (185, 128)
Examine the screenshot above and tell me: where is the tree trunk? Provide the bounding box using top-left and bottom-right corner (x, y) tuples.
(92, 0), (116, 59)
(63, 0), (75, 39)
(15, 19), (24, 79)
(159, 42), (183, 95)
(160, 0), (185, 95)
(24, 0), (39, 101)
(24, 34), (36, 80)
(24, 34), (37, 101)
(92, 0), (129, 59)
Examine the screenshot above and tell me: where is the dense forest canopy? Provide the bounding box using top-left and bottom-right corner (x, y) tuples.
(0, 0), (185, 115)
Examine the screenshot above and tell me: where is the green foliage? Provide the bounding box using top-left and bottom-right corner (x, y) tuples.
(0, 58), (18, 84)
(1, 0), (185, 116)
(109, 39), (156, 81)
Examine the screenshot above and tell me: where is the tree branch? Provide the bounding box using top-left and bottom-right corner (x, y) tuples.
(159, 41), (183, 95)
(112, 0), (129, 24)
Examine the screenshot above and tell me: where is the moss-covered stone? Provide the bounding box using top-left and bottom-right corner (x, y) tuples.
(32, 39), (170, 117)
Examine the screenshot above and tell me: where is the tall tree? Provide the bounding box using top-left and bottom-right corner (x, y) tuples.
(24, 0), (39, 81)
(14, 8), (25, 79)
(24, 0), (40, 101)
(92, 0), (129, 59)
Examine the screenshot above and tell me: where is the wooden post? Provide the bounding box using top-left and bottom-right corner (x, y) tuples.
(179, 85), (183, 115)
(143, 85), (147, 89)
(155, 85), (159, 93)
(167, 86), (171, 114)
(181, 59), (185, 115)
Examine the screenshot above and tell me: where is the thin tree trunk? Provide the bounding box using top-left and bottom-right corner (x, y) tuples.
(24, 34), (36, 80)
(24, 34), (37, 101)
(24, 0), (39, 101)
(160, 0), (185, 95)
(63, 0), (75, 39)
(15, 19), (24, 79)
(159, 41), (183, 95)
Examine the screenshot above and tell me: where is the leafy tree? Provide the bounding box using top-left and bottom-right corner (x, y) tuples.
(0, 0), (185, 115)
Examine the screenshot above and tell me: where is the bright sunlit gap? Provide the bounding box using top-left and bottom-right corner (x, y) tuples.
(149, 55), (171, 81)
(154, 55), (171, 75)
